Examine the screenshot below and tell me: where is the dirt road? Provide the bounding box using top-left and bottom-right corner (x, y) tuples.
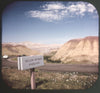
(2, 59), (99, 73)
(37, 63), (99, 73)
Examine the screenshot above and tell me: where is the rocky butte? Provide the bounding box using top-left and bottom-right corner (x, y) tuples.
(51, 36), (99, 64)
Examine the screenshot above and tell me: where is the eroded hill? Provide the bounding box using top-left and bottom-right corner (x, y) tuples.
(2, 44), (39, 56)
(51, 36), (99, 64)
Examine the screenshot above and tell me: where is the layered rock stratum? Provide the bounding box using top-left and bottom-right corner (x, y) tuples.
(2, 42), (62, 56)
(51, 36), (99, 64)
(2, 44), (39, 56)
(2, 42), (61, 54)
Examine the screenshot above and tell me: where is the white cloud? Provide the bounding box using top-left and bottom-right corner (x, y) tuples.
(67, 2), (96, 16)
(87, 3), (96, 13)
(28, 10), (62, 22)
(68, 3), (86, 16)
(27, 2), (97, 22)
(42, 2), (66, 10)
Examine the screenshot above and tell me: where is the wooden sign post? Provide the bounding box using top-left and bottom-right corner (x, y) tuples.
(18, 55), (44, 90)
(30, 68), (36, 89)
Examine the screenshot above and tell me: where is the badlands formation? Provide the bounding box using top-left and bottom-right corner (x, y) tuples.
(2, 42), (61, 55)
(51, 36), (99, 64)
(2, 44), (39, 56)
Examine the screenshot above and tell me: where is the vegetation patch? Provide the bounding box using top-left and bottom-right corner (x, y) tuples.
(2, 68), (98, 89)
(11, 57), (17, 61)
(44, 55), (61, 63)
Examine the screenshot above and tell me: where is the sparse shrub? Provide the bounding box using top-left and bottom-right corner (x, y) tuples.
(2, 67), (98, 89)
(44, 55), (61, 63)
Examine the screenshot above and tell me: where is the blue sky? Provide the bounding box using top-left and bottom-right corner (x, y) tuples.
(2, 1), (99, 44)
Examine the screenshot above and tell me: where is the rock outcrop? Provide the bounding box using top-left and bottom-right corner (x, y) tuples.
(2, 42), (62, 54)
(2, 44), (39, 56)
(51, 36), (99, 64)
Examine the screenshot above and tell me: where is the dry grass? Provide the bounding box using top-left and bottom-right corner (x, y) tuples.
(2, 68), (30, 89)
(1, 67), (98, 89)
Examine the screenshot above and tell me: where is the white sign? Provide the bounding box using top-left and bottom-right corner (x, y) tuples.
(18, 55), (44, 70)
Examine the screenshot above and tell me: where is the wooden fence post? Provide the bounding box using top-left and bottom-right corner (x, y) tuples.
(30, 68), (36, 90)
